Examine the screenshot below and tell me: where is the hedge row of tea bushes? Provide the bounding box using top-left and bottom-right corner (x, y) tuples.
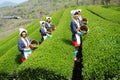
(16, 8), (74, 80)
(81, 6), (120, 80)
(0, 6), (120, 80)
(87, 6), (120, 24)
(0, 10), (64, 75)
(0, 21), (38, 57)
(102, 5), (120, 11)
(17, 6), (120, 80)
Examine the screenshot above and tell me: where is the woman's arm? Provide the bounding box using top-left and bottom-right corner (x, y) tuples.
(18, 40), (24, 51)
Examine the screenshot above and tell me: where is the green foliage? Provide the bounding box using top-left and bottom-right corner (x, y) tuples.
(102, 5), (120, 11)
(51, 10), (64, 25)
(18, 68), (67, 80)
(0, 6), (120, 80)
(0, 20), (41, 73)
(0, 10), (64, 76)
(0, 33), (17, 45)
(0, 20), (41, 72)
(0, 21), (37, 58)
(87, 6), (120, 24)
(80, 6), (120, 80)
(17, 8), (73, 79)
(0, 72), (8, 80)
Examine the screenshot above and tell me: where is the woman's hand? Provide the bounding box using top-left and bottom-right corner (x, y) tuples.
(25, 46), (30, 49)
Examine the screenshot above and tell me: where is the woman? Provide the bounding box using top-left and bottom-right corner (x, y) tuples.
(40, 21), (52, 42)
(45, 17), (56, 33)
(18, 28), (32, 63)
(70, 10), (86, 61)
(45, 17), (52, 29)
(76, 9), (88, 26)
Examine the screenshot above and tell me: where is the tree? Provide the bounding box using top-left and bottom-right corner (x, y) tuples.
(93, 0), (96, 5)
(101, 0), (105, 5)
(105, 0), (110, 5)
(82, 0), (85, 5)
(100, 0), (111, 5)
(76, 0), (79, 5)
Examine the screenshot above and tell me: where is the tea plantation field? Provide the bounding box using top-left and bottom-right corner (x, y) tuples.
(0, 6), (120, 80)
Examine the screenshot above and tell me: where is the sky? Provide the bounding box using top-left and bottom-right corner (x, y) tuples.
(0, 0), (28, 4)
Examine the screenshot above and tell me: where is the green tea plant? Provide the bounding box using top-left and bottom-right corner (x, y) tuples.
(0, 6), (120, 80)
(0, 10), (64, 74)
(81, 7), (120, 80)
(87, 6), (120, 24)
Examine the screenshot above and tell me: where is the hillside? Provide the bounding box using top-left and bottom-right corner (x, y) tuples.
(0, 0), (71, 40)
(0, 5), (120, 80)
(0, 1), (17, 7)
(0, 0), (119, 40)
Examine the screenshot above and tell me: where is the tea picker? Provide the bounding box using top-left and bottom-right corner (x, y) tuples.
(18, 28), (32, 63)
(70, 10), (88, 61)
(45, 17), (56, 34)
(39, 21), (52, 43)
(18, 28), (39, 63)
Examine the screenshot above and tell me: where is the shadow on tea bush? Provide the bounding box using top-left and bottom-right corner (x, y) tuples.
(18, 68), (68, 80)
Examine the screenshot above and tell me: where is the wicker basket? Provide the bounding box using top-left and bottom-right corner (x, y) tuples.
(30, 40), (39, 50)
(51, 25), (56, 31)
(80, 25), (89, 33)
(82, 18), (88, 25)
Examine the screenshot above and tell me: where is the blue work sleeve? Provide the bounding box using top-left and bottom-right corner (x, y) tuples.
(18, 40), (24, 52)
(70, 21), (77, 34)
(45, 23), (49, 28)
(40, 28), (47, 35)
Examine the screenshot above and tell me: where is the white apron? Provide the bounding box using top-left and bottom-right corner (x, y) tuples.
(75, 34), (81, 45)
(21, 37), (32, 59)
(73, 19), (81, 45)
(43, 27), (48, 40)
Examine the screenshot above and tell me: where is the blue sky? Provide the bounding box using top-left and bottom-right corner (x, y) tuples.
(0, 0), (28, 4)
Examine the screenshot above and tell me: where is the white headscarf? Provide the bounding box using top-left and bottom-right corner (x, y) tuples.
(46, 17), (52, 20)
(76, 9), (82, 13)
(39, 21), (45, 26)
(19, 28), (27, 36)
